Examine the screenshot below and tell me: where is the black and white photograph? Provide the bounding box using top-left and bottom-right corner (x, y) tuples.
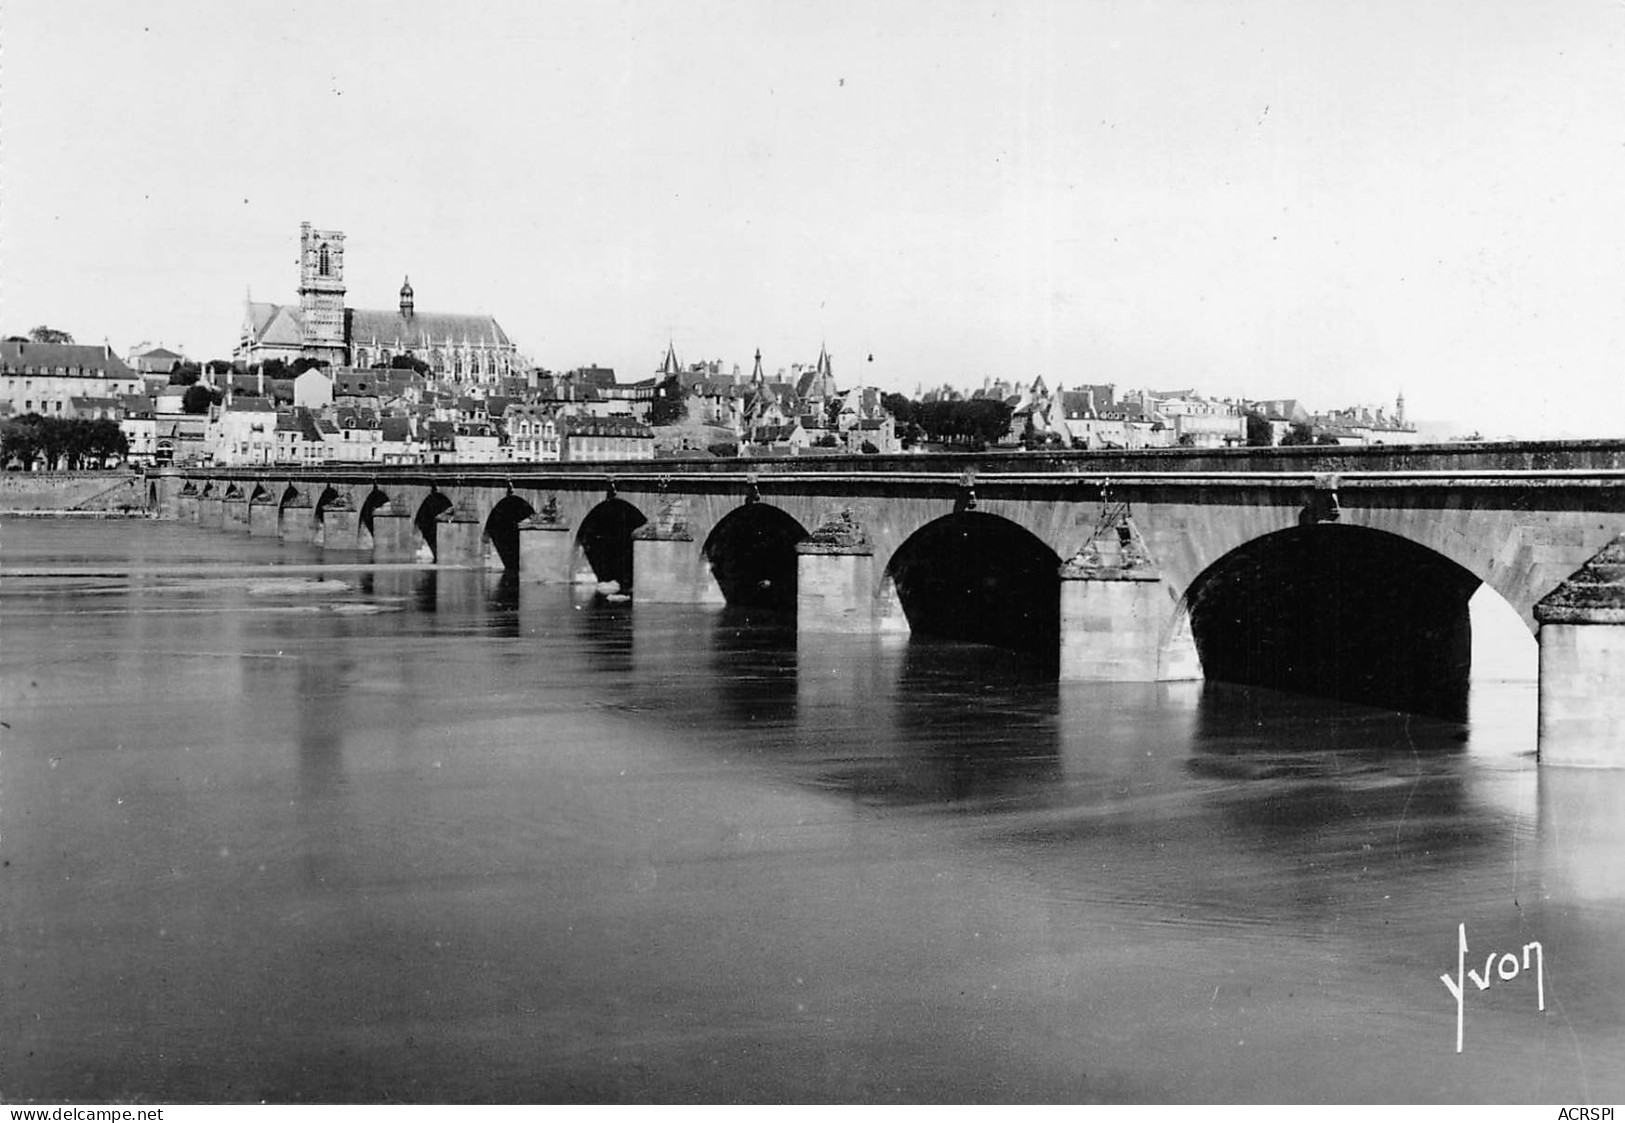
(3, 0), (1624, 1108)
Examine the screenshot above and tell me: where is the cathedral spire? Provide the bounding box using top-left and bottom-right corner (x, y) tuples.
(751, 348), (764, 386)
(399, 275), (414, 319)
(816, 341), (835, 398)
(661, 340), (680, 377)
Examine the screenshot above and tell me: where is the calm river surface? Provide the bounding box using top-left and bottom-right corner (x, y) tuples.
(2, 517), (1622, 1104)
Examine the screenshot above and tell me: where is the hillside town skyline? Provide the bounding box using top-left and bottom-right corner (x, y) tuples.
(3, 216), (1446, 471)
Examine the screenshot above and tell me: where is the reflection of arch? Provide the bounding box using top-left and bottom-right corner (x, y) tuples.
(885, 512), (1061, 659)
(702, 504), (808, 609)
(147, 482), (157, 509)
(575, 499), (647, 589)
(707, 605), (798, 724)
(483, 494), (537, 572)
(358, 488), (390, 537)
(413, 492), (454, 560)
(1183, 524), (1479, 719)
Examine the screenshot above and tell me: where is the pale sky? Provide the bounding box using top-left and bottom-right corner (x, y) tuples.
(4, 0), (1624, 437)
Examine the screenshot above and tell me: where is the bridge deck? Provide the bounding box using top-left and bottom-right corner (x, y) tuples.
(169, 439), (1625, 487)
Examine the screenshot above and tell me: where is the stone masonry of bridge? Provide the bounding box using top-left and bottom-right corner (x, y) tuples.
(153, 443), (1625, 767)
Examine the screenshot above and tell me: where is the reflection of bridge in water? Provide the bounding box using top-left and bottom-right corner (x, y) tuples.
(158, 441), (1625, 766)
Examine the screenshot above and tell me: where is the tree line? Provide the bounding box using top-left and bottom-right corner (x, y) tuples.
(1, 415), (129, 470)
(880, 394), (1014, 450)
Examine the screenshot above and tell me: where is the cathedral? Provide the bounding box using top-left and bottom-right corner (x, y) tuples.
(235, 223), (524, 384)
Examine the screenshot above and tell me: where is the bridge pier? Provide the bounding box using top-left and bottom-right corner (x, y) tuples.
(370, 508), (419, 562)
(175, 487), (199, 523)
(280, 498), (316, 543)
(797, 549), (882, 631)
(1535, 536), (1625, 766)
(631, 496), (723, 603)
(1058, 575), (1167, 680)
(321, 507), (364, 552)
(248, 497), (279, 536)
(434, 502), (485, 567)
(795, 508), (903, 632)
(518, 519), (574, 583)
(1056, 515), (1198, 682)
(1538, 627), (1625, 766)
(223, 493), (251, 532)
(632, 532), (723, 604)
(198, 494), (224, 529)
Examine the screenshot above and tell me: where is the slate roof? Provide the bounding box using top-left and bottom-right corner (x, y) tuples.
(690, 380), (747, 399)
(747, 423), (801, 443)
(1058, 390), (1097, 418)
(248, 303), (305, 348)
(0, 342), (136, 377)
(245, 303), (514, 353)
(570, 366), (618, 389)
(69, 396), (121, 412)
(560, 417), (653, 438)
(346, 307), (512, 349)
(380, 417), (412, 442)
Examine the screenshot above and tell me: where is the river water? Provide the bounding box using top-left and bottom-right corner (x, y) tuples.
(2, 518), (1622, 1104)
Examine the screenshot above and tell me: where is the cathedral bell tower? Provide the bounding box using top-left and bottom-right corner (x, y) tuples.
(298, 222), (348, 364)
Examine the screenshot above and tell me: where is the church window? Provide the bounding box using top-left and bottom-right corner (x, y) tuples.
(319, 243), (332, 276)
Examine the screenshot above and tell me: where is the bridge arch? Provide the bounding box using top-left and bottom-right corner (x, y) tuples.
(413, 492), (454, 561)
(274, 483), (301, 529)
(884, 511), (1062, 661)
(357, 487), (391, 537)
(574, 498), (647, 590)
(483, 494), (537, 572)
(702, 503), (809, 609)
(1182, 522), (1481, 719)
(312, 485), (343, 521)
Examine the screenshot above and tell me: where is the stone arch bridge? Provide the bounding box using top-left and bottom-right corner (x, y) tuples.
(156, 443), (1625, 766)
